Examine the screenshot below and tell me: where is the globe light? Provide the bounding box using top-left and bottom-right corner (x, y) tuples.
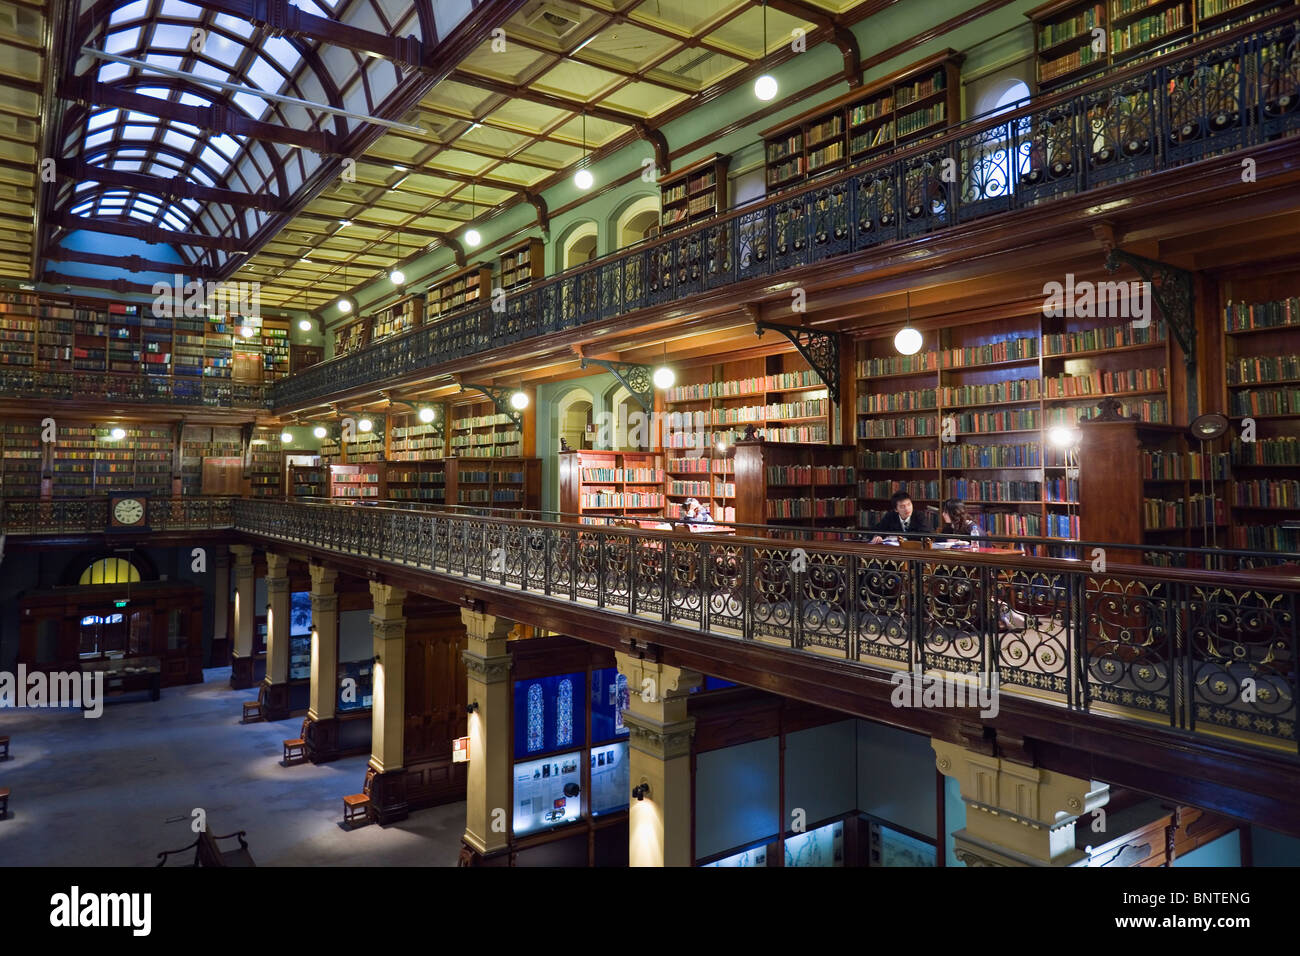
(313, 426), (327, 439)
(280, 431), (293, 443)
(465, 228), (481, 247)
(652, 366), (675, 389)
(358, 418), (373, 432)
(894, 327), (923, 355)
(510, 390), (529, 410)
(574, 167), (593, 190)
(1048, 425), (1080, 448)
(109, 427), (126, 441)
(418, 406), (436, 423)
(240, 325), (254, 337)
(754, 74), (778, 101)
(298, 318), (312, 332)
(716, 441), (727, 452)
(390, 268), (405, 285)
(338, 298), (352, 314)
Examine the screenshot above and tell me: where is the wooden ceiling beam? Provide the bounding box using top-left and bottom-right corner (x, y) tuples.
(55, 158), (282, 212)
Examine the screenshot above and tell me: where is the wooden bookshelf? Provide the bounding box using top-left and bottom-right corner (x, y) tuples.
(659, 153), (729, 231)
(258, 317), (291, 382)
(428, 265), (493, 317)
(734, 440), (857, 533)
(347, 419), (386, 463)
(330, 462), (386, 503)
(0, 421), (42, 499)
(452, 457), (542, 511)
(370, 293), (425, 342)
(289, 463), (328, 498)
(450, 400), (522, 458)
(760, 51), (963, 189)
(558, 449), (666, 523)
(249, 428), (284, 498)
(664, 448), (736, 522)
(389, 409), (446, 461)
(1028, 0), (1295, 90)
(499, 238), (544, 292)
(332, 316), (369, 357)
(387, 460), (448, 503)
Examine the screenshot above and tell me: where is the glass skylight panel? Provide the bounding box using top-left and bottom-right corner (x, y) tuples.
(181, 198), (200, 212)
(189, 166), (214, 186)
(71, 202), (92, 214)
(121, 124), (155, 140)
(149, 23), (192, 50)
(142, 53), (184, 71)
(109, 0), (148, 27)
(290, 0), (332, 18)
(263, 35), (301, 73)
(178, 91), (208, 107)
(126, 110), (155, 125)
(232, 91), (264, 120)
(113, 148), (149, 159)
(104, 28), (141, 55)
(162, 129), (196, 153)
(146, 161), (179, 177)
(162, 0), (204, 16)
(246, 56), (285, 94)
(190, 59), (230, 84)
(87, 109), (118, 131)
(128, 208), (156, 223)
(162, 210), (187, 230)
(199, 146), (230, 175)
(112, 160), (143, 171)
(84, 130), (113, 149)
(210, 133), (241, 158)
(214, 13), (252, 38)
(97, 63), (130, 83)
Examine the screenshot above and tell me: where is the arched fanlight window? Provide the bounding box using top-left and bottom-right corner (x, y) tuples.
(79, 557), (142, 585)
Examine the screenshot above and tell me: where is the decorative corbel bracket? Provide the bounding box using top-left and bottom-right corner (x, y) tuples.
(754, 322), (840, 404)
(380, 394), (445, 443)
(523, 190), (550, 236)
(636, 123), (669, 178)
(1103, 248), (1197, 414)
(463, 384), (524, 432)
(579, 357), (654, 412)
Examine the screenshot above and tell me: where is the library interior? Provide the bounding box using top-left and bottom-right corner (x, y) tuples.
(2, 0), (1300, 870)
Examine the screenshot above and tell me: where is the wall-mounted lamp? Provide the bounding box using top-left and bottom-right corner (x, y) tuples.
(371, 654), (381, 664)
(465, 701), (479, 714)
(632, 782), (651, 801)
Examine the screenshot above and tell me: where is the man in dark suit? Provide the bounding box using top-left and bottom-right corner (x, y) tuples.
(870, 491), (931, 543)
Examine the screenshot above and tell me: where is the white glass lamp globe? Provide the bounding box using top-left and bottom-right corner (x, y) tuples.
(338, 298), (352, 314)
(358, 418), (373, 433)
(510, 390), (529, 410)
(574, 168), (593, 190)
(418, 406), (436, 423)
(280, 431), (293, 443)
(1048, 425), (1080, 448)
(754, 74), (778, 101)
(390, 268), (405, 285)
(298, 318), (312, 332)
(465, 229), (481, 247)
(313, 426), (327, 439)
(109, 427), (126, 441)
(716, 441), (727, 453)
(652, 366), (675, 389)
(240, 325), (254, 338)
(894, 327), (923, 355)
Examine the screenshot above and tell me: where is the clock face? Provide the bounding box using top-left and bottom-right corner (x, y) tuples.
(113, 498), (145, 526)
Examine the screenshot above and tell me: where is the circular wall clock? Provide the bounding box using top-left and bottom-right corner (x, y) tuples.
(110, 496), (147, 529)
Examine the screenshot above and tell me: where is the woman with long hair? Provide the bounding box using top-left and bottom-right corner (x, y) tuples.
(940, 498), (979, 540)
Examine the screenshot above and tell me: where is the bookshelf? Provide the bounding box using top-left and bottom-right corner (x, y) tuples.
(558, 450), (666, 523)
(389, 410), (446, 461)
(370, 293), (424, 342)
(1222, 292), (1300, 552)
(450, 401), (522, 458)
(498, 238), (544, 292)
(332, 317), (369, 357)
(1028, 0), (1295, 90)
(345, 416), (386, 464)
(760, 51), (963, 190)
(330, 462), (386, 503)
(1, 421), (42, 499)
(318, 432), (343, 465)
(387, 460), (447, 503)
(428, 265), (492, 318)
(664, 449), (736, 522)
(260, 317), (291, 382)
(452, 457), (542, 511)
(734, 440), (857, 534)
(658, 153), (730, 231)
(289, 463), (328, 498)
(0, 292), (37, 369)
(180, 425), (242, 496)
(249, 429), (284, 498)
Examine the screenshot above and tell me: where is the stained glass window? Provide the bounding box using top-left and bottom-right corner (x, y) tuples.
(526, 684), (544, 753)
(556, 678), (574, 747)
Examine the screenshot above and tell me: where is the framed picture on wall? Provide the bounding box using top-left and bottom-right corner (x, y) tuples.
(869, 820), (936, 867)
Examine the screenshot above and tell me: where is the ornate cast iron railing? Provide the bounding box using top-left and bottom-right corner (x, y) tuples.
(0, 497), (236, 535)
(233, 498), (1300, 755)
(271, 13), (1300, 411)
(0, 368), (267, 409)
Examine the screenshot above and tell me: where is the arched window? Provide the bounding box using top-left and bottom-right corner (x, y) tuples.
(557, 678), (574, 747)
(526, 683), (544, 752)
(79, 557), (142, 585)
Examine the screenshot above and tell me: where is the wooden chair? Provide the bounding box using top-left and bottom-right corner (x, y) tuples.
(282, 718), (309, 766)
(0, 735), (9, 760)
(195, 827), (255, 867)
(343, 767), (377, 827)
(0, 786), (9, 819)
(241, 684), (265, 723)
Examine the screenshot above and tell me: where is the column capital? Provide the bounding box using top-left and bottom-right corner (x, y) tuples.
(462, 649), (512, 684)
(460, 608), (514, 642)
(622, 710), (696, 762)
(933, 738), (1109, 867)
(311, 592), (339, 614)
(266, 552), (291, 577)
(266, 575), (290, 595)
(615, 653), (702, 724)
(369, 580), (406, 620)
(372, 617), (407, 642)
(309, 563), (339, 592)
(230, 544), (254, 563)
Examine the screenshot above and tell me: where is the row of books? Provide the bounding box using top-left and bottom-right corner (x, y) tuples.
(668, 480), (709, 496)
(1231, 437), (1300, 465)
(941, 337), (1039, 368)
(860, 480), (940, 499)
(452, 413), (514, 429)
(1041, 43), (1103, 82)
(1111, 6), (1189, 54)
(767, 497), (856, 519)
(1050, 397), (1169, 424)
(861, 449), (940, 469)
(941, 380), (1043, 407)
(767, 133), (803, 163)
(851, 122), (894, 156)
(580, 467), (665, 483)
(1229, 388), (1300, 416)
(456, 445), (522, 457)
(858, 416), (939, 438)
(1226, 355), (1300, 385)
(1232, 479), (1300, 508)
(765, 465), (855, 485)
(1045, 477), (1080, 501)
(767, 157), (805, 186)
(1039, 2), (1105, 48)
(808, 140), (845, 172)
(1043, 320), (1167, 354)
(857, 353), (939, 377)
(897, 102), (945, 138)
(667, 399), (826, 427)
(1142, 450), (1231, 480)
(665, 457), (732, 473)
(1230, 525), (1300, 550)
(942, 479), (1043, 501)
(1043, 367), (1166, 398)
(850, 97), (893, 127)
(581, 492), (664, 508)
(666, 371), (822, 401)
(895, 69), (945, 107)
(942, 444), (1043, 468)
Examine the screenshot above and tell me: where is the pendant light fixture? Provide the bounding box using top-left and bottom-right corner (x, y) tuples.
(390, 227), (405, 285)
(337, 263), (353, 314)
(754, 1), (777, 101)
(894, 291), (922, 355)
(652, 343), (675, 390)
(465, 183), (481, 247)
(574, 110), (593, 190)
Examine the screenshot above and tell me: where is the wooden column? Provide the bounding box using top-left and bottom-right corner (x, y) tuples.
(306, 564), (340, 763)
(459, 609), (513, 865)
(263, 552), (291, 720)
(368, 581), (408, 825)
(210, 546), (231, 667)
(615, 654), (701, 867)
(229, 544), (256, 689)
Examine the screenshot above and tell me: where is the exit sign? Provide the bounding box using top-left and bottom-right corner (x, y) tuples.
(114, 599), (129, 608)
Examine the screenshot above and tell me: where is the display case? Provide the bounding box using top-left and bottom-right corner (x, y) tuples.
(289, 634), (311, 681)
(337, 659), (373, 712)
